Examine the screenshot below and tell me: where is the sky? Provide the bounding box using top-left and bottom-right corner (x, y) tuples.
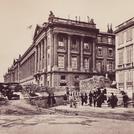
(0, 0), (133, 81)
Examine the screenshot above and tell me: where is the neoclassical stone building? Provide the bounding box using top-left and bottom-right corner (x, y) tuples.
(115, 17), (134, 98)
(4, 12), (115, 90)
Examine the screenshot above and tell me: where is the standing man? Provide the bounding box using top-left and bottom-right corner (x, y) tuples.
(89, 91), (93, 106)
(80, 93), (84, 106)
(109, 93), (118, 108)
(93, 91), (97, 107)
(123, 92), (129, 108)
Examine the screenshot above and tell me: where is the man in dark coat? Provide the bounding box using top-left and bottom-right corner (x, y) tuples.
(81, 93), (84, 106)
(93, 91), (97, 107)
(84, 93), (88, 104)
(123, 93), (129, 108)
(89, 91), (93, 106)
(96, 93), (104, 107)
(109, 93), (118, 108)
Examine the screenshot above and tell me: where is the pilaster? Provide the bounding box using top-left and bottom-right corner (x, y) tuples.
(52, 33), (58, 71)
(92, 40), (96, 72)
(80, 36), (84, 71)
(44, 37), (47, 72)
(50, 30), (54, 71)
(67, 35), (72, 71)
(38, 44), (41, 71)
(35, 46), (38, 72)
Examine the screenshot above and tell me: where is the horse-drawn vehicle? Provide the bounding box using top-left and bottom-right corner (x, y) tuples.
(0, 82), (22, 100)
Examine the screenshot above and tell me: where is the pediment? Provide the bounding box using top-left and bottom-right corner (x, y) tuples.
(33, 25), (42, 39)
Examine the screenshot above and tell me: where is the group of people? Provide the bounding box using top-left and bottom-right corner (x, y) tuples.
(66, 87), (130, 109)
(80, 88), (107, 108)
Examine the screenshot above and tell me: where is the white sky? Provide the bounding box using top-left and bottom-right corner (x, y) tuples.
(0, 0), (133, 81)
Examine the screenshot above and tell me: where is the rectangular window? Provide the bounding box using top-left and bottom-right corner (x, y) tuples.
(118, 49), (124, 65)
(84, 57), (89, 70)
(58, 41), (64, 47)
(61, 75), (66, 80)
(108, 37), (112, 44)
(118, 71), (124, 83)
(126, 29), (132, 42)
(58, 35), (65, 49)
(118, 32), (124, 45)
(71, 38), (79, 51)
(102, 36), (107, 43)
(107, 61), (113, 71)
(72, 56), (77, 69)
(97, 47), (103, 56)
(58, 55), (65, 68)
(60, 83), (67, 86)
(97, 36), (102, 42)
(108, 48), (113, 57)
(84, 42), (90, 50)
(96, 60), (102, 72)
(83, 39), (91, 52)
(126, 45), (133, 63)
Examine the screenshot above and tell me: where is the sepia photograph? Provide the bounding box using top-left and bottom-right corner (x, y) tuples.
(0, 0), (134, 134)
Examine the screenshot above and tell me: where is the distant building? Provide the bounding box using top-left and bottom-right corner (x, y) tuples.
(115, 17), (134, 98)
(4, 12), (115, 90)
(96, 31), (115, 80)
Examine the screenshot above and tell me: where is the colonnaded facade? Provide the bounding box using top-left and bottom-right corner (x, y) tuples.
(115, 17), (134, 98)
(4, 12), (115, 90)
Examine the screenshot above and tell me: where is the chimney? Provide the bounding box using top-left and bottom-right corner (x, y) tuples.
(107, 24), (110, 33)
(79, 16), (80, 22)
(110, 24), (113, 33)
(75, 16), (77, 22)
(87, 16), (90, 23)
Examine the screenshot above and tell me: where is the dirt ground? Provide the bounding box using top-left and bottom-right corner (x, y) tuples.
(0, 114), (134, 134)
(0, 93), (134, 134)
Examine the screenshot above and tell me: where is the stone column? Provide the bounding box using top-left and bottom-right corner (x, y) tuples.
(68, 35), (71, 71)
(52, 33), (58, 71)
(38, 44), (40, 71)
(17, 63), (20, 83)
(35, 46), (38, 72)
(50, 31), (54, 71)
(44, 37), (47, 72)
(80, 37), (84, 71)
(92, 39), (96, 72)
(43, 37), (47, 86)
(40, 41), (43, 70)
